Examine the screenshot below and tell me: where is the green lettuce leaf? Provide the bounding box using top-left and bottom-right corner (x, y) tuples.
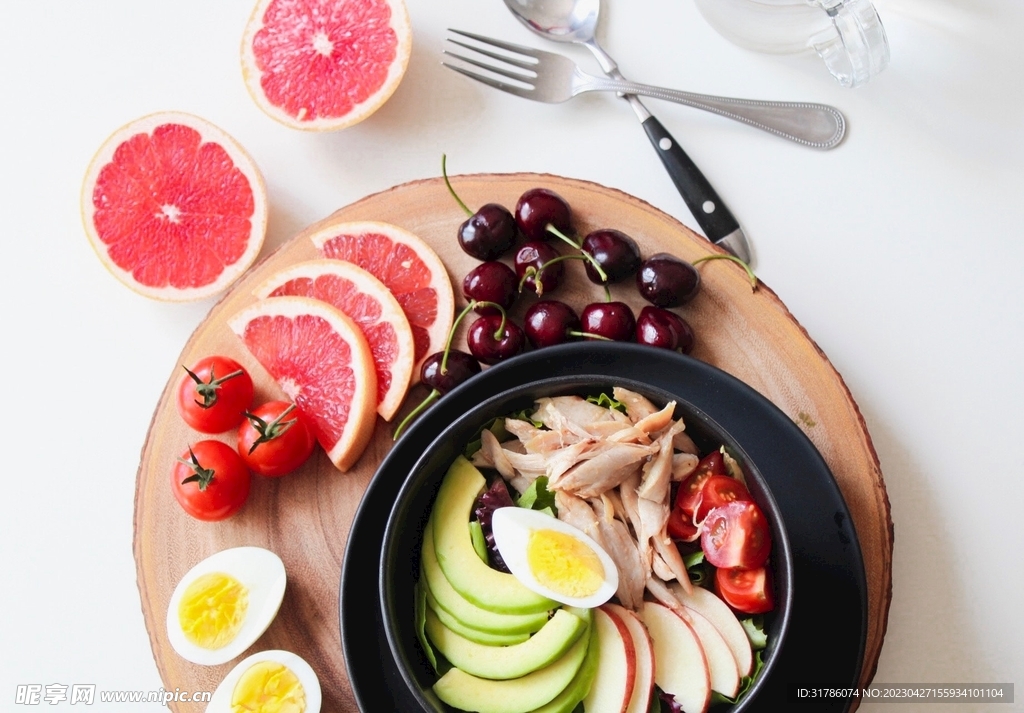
(516, 475), (557, 515)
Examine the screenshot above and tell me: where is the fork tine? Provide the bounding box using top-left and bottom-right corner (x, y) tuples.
(447, 29), (542, 60)
(441, 63), (537, 100)
(443, 50), (536, 84)
(446, 38), (538, 72)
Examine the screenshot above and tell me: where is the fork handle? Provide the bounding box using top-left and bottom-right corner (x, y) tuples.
(591, 76), (846, 150)
(642, 116), (741, 244)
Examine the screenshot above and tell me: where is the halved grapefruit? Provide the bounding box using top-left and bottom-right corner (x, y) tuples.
(241, 0), (413, 131)
(254, 259), (415, 422)
(228, 296), (378, 472)
(81, 112), (267, 301)
(310, 220), (454, 378)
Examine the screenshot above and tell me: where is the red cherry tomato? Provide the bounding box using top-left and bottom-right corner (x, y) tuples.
(171, 440), (251, 521)
(667, 507), (699, 542)
(715, 566), (775, 614)
(694, 475), (752, 522)
(237, 401), (316, 477)
(674, 450), (727, 516)
(700, 500), (772, 570)
(176, 356), (254, 433)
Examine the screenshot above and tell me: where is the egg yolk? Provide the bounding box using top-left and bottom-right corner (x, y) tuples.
(526, 529), (605, 598)
(178, 572), (248, 650)
(231, 661), (306, 713)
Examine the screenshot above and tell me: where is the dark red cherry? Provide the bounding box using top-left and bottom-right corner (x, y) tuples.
(467, 315), (526, 365)
(636, 253), (701, 307)
(515, 188), (572, 242)
(581, 229), (642, 284)
(515, 241), (564, 296)
(636, 306), (695, 354)
(462, 262), (518, 315)
(580, 302), (636, 342)
(458, 203), (518, 260)
(420, 350), (481, 394)
(524, 300), (581, 348)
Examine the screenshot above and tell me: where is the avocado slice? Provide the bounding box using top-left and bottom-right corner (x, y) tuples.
(422, 517), (550, 635)
(433, 625), (591, 713)
(432, 457), (555, 614)
(527, 623), (601, 713)
(425, 606), (587, 680)
(424, 587), (531, 646)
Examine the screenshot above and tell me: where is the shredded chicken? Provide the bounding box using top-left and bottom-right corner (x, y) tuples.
(475, 387), (719, 610)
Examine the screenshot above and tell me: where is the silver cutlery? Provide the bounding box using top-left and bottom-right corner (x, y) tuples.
(444, 30), (846, 150)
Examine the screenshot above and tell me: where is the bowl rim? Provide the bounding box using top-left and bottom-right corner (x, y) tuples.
(379, 372), (795, 713)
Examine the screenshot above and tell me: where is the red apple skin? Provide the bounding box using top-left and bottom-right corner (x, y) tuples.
(604, 603), (656, 713)
(583, 606), (637, 713)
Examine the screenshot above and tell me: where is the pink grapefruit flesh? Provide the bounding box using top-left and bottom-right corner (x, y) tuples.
(310, 220), (454, 379)
(241, 0), (413, 131)
(228, 296), (378, 472)
(81, 112), (267, 301)
(254, 259), (415, 422)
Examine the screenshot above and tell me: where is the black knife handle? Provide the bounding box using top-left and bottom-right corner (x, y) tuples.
(642, 116), (740, 243)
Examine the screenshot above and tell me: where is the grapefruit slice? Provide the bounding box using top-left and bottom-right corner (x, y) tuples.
(228, 296), (377, 472)
(254, 259), (415, 422)
(81, 112), (267, 301)
(310, 220), (454, 378)
(241, 0), (413, 131)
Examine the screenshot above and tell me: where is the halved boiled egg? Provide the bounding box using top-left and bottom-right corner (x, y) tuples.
(491, 507), (618, 609)
(165, 546), (286, 666)
(207, 650), (321, 713)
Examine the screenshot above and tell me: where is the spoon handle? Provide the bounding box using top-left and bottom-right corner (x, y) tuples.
(583, 75), (846, 150)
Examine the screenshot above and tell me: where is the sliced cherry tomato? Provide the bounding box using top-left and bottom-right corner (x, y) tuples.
(674, 450), (727, 516)
(695, 475), (752, 522)
(237, 401), (316, 477)
(176, 356), (254, 433)
(700, 500), (772, 570)
(715, 566), (775, 614)
(667, 506), (699, 542)
(171, 440), (251, 521)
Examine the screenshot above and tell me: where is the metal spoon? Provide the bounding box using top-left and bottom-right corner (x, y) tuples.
(502, 0), (752, 262)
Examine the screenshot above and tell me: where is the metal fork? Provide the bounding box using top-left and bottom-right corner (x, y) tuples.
(444, 29), (845, 150)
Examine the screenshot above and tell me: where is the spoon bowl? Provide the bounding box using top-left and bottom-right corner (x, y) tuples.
(503, 0), (601, 45)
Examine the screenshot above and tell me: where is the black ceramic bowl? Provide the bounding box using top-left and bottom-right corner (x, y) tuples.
(377, 366), (795, 712)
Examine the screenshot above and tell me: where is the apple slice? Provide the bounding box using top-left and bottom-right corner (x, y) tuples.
(641, 601), (711, 713)
(582, 606), (636, 713)
(671, 582), (753, 676)
(686, 607), (740, 698)
(604, 603), (655, 713)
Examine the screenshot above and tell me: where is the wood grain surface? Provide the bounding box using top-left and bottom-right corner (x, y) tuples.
(133, 173), (892, 712)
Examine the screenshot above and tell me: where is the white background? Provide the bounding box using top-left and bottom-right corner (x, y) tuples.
(1, 0), (1022, 711)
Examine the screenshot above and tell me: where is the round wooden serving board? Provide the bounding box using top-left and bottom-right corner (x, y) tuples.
(134, 173), (892, 712)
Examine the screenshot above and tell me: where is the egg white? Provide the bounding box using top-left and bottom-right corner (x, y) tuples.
(491, 507), (619, 609)
(165, 546), (287, 666)
(206, 650), (321, 713)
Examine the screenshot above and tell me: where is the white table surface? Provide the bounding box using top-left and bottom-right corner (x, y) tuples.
(2, 1), (1022, 711)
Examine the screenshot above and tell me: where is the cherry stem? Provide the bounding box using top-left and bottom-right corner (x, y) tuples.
(441, 154), (472, 217)
(546, 224), (608, 283)
(567, 330), (613, 341)
(442, 301), (478, 373)
(393, 389), (440, 440)
(692, 254), (758, 292)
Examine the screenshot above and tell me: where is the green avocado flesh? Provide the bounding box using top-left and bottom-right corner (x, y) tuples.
(421, 517), (549, 636)
(425, 606), (587, 681)
(424, 586), (531, 646)
(431, 457), (555, 614)
(527, 625), (601, 713)
(432, 625), (592, 713)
